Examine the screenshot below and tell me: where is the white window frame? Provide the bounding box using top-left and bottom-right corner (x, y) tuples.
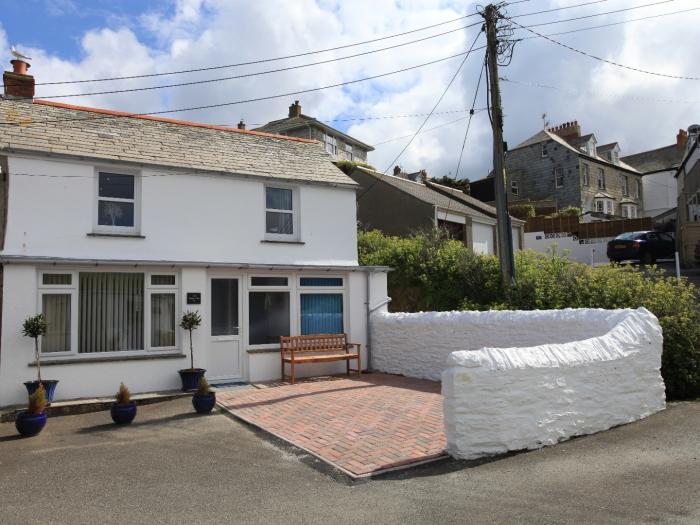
(37, 269), (180, 358)
(511, 180), (519, 196)
(93, 168), (141, 235)
(595, 199), (604, 213)
(247, 275), (293, 349)
(324, 133), (338, 155)
(636, 179), (641, 199)
(581, 164), (590, 187)
(264, 184), (300, 242)
(554, 167), (564, 188)
(597, 167), (605, 189)
(622, 175), (629, 196)
(296, 275), (347, 336)
(345, 143), (354, 161)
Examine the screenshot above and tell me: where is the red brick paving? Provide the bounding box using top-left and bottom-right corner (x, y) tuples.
(217, 373), (446, 477)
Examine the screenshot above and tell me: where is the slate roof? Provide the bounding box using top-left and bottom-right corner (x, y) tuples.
(621, 144), (684, 174)
(512, 129), (640, 174)
(253, 114), (374, 151)
(0, 99), (356, 187)
(353, 166), (495, 222)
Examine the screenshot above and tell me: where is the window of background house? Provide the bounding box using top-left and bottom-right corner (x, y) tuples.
(596, 200), (604, 212)
(581, 164), (590, 186)
(265, 186), (296, 239)
(554, 167), (564, 188)
(541, 143), (548, 158)
(636, 180), (642, 199)
(622, 175), (629, 196)
(324, 134), (338, 155)
(597, 168), (605, 189)
(96, 172), (138, 232)
(345, 143), (354, 161)
(511, 180), (519, 196)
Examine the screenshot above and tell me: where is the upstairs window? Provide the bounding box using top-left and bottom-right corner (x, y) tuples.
(581, 164), (590, 186)
(554, 167), (564, 188)
(622, 175), (629, 196)
(597, 168), (605, 189)
(345, 143), (354, 161)
(540, 143), (548, 158)
(324, 133), (338, 155)
(265, 186), (297, 240)
(511, 180), (519, 196)
(96, 172), (139, 233)
(636, 179), (642, 199)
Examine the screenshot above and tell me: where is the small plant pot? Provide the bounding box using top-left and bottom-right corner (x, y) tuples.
(192, 391), (216, 414)
(178, 368), (206, 392)
(15, 410), (47, 437)
(110, 401), (137, 425)
(24, 380), (59, 403)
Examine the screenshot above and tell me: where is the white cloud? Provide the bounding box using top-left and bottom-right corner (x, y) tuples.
(7, 0), (700, 180)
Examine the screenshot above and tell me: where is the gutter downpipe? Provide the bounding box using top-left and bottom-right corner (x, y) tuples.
(365, 270), (392, 372)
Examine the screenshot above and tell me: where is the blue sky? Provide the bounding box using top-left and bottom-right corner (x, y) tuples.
(2, 0), (699, 180)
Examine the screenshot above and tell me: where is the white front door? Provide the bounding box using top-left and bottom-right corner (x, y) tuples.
(207, 276), (242, 381)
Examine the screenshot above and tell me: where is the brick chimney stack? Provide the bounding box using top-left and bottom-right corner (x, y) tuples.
(393, 165), (402, 177)
(237, 119), (246, 130)
(4, 59), (34, 99)
(548, 120), (582, 141)
(288, 100), (302, 118)
(677, 128), (688, 150)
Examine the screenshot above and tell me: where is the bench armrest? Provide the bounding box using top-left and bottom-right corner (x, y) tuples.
(345, 343), (361, 352)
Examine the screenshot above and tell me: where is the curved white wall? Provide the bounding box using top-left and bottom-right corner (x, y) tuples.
(442, 308), (665, 459)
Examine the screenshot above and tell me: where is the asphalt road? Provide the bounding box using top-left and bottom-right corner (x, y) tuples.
(1, 398), (699, 525)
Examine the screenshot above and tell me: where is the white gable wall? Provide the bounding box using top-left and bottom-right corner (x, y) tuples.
(4, 155), (358, 266)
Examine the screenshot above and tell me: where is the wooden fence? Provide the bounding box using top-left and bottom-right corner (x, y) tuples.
(524, 216), (652, 240)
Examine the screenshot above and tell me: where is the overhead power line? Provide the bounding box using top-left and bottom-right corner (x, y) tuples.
(370, 110), (486, 147)
(509, 0), (607, 19)
(509, 17), (700, 81)
(33, 21), (484, 100)
(0, 42), (488, 127)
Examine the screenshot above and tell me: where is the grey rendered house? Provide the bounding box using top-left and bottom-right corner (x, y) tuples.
(253, 101), (374, 163)
(492, 121), (644, 220)
(348, 166), (524, 255)
(676, 125), (700, 266)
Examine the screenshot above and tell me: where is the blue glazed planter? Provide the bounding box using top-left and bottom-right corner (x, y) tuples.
(15, 411), (47, 437)
(111, 401), (137, 425)
(178, 368), (206, 392)
(24, 380), (59, 403)
(192, 392), (216, 414)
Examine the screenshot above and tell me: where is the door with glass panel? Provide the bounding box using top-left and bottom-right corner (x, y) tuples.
(208, 277), (242, 381)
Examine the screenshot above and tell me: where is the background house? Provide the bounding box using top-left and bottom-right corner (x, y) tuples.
(252, 100), (374, 163)
(348, 166), (524, 255)
(0, 59), (389, 407)
(676, 125), (700, 267)
(471, 121), (643, 221)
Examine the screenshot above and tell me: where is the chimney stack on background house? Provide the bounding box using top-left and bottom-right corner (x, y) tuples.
(548, 121), (582, 141)
(677, 128), (688, 150)
(419, 169), (428, 183)
(393, 165), (402, 177)
(288, 100), (302, 118)
(237, 119), (246, 130)
(4, 58), (34, 99)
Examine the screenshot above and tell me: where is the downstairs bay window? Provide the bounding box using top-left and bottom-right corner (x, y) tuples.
(38, 270), (178, 356)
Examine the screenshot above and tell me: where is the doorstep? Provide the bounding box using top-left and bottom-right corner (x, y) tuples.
(0, 390), (189, 423)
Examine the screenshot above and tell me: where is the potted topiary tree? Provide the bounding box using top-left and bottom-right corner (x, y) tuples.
(178, 310), (205, 391)
(110, 382), (137, 425)
(192, 376), (216, 414)
(22, 314), (59, 403)
(15, 384), (48, 437)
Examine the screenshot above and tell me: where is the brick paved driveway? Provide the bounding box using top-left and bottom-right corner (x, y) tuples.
(217, 373), (446, 477)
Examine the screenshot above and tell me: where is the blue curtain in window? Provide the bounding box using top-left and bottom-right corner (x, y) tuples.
(300, 294), (343, 334)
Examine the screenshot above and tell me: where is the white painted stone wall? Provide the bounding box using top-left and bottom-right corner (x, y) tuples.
(524, 231), (613, 266)
(442, 308), (665, 459)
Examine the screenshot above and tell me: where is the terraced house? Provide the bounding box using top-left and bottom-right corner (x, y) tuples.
(501, 121), (644, 220)
(0, 58), (388, 407)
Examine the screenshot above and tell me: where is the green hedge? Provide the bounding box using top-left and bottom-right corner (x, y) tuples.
(359, 230), (700, 400)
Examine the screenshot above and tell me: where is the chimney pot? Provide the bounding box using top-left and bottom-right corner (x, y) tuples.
(237, 119), (246, 130)
(4, 59), (34, 99)
(677, 128), (688, 150)
(288, 100), (302, 118)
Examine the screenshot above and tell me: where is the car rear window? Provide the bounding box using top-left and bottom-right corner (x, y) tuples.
(615, 232), (644, 240)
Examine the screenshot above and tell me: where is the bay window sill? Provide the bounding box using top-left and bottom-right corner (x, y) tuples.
(30, 351), (186, 367)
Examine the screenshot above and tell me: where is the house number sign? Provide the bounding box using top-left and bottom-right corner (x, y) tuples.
(186, 293), (201, 305)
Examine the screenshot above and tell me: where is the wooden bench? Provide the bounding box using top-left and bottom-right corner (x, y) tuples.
(280, 333), (361, 384)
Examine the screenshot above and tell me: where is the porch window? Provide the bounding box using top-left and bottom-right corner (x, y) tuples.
(249, 292), (290, 345)
(41, 294), (71, 353)
(211, 279), (240, 336)
(300, 277), (343, 287)
(96, 172), (139, 233)
(79, 272), (144, 353)
(300, 294), (343, 334)
(265, 186), (296, 239)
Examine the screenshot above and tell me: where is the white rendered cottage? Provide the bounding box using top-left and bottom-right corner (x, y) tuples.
(0, 62), (388, 407)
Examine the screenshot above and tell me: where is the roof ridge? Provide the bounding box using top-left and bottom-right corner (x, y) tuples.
(31, 100), (319, 144)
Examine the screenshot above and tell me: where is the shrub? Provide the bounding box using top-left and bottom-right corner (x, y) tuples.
(115, 383), (131, 405)
(359, 230), (700, 399)
(335, 160), (376, 175)
(197, 377), (211, 396)
(22, 314), (47, 383)
(180, 311), (203, 370)
(28, 385), (47, 415)
(509, 204), (536, 220)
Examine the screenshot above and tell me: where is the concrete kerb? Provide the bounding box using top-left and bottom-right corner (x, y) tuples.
(0, 390), (190, 423)
(215, 401), (449, 484)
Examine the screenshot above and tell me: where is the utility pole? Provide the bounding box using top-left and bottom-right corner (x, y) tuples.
(484, 3), (515, 288)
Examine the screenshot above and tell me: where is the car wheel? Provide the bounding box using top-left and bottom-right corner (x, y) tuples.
(641, 252), (654, 265)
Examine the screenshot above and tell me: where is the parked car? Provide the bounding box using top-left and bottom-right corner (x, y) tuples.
(607, 231), (675, 264)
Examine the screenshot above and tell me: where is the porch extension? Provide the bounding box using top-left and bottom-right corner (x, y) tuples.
(217, 373), (446, 478)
